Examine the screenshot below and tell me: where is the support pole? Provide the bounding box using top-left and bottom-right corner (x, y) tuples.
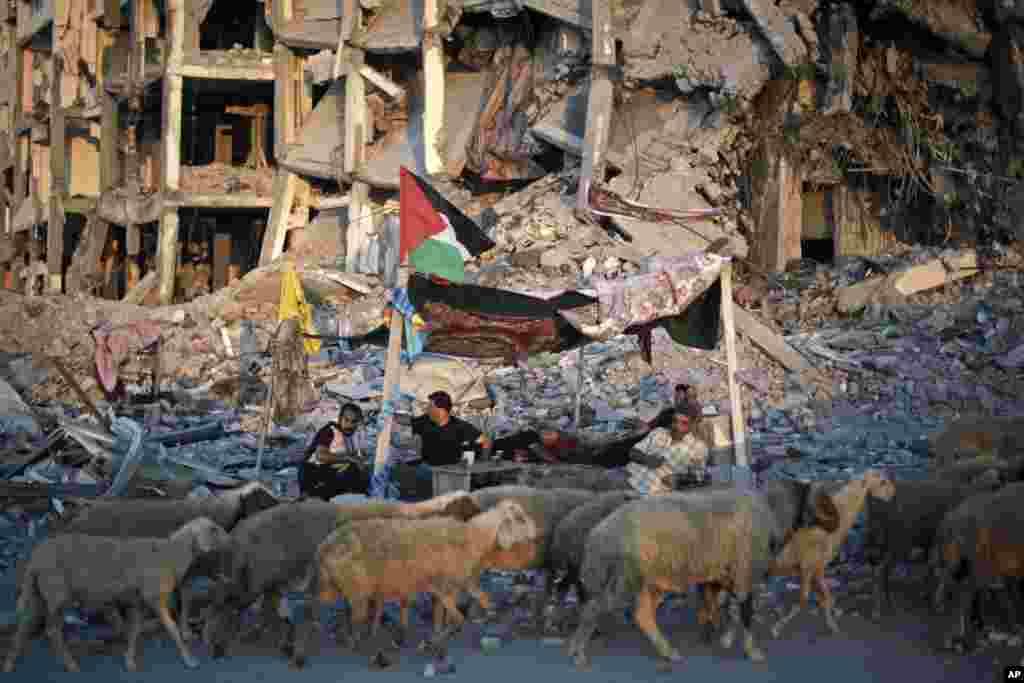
(719, 260), (747, 470)
(573, 345), (585, 428)
(373, 264), (409, 476)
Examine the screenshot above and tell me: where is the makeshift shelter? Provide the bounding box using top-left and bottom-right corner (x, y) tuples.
(357, 167), (746, 499)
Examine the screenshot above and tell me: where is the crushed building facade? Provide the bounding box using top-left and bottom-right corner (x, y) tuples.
(0, 0), (1019, 307)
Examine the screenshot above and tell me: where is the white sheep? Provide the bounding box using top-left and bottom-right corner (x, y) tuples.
(289, 499), (539, 668)
(58, 481), (279, 641)
(3, 517), (231, 673)
(566, 480), (837, 670)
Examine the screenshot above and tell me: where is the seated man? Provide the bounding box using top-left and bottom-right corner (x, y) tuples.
(298, 402), (371, 500)
(626, 409), (710, 495)
(392, 390), (492, 496)
(493, 421), (649, 468)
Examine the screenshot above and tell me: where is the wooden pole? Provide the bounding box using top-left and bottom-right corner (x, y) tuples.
(422, 0), (445, 175)
(719, 260), (747, 471)
(573, 345), (585, 428)
(373, 264), (409, 476)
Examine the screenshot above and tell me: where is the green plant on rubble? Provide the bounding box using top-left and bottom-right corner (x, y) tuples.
(1008, 158), (1024, 179)
(751, 156), (769, 179)
(866, 94), (885, 116)
(930, 140), (961, 164)
(784, 63), (817, 82)
(720, 93), (739, 114)
(674, 64), (689, 81)
(957, 32), (988, 54)
(942, 191), (964, 211)
(783, 125), (800, 146)
(957, 79), (978, 99)
(893, 0), (913, 15)
(830, 62), (849, 84)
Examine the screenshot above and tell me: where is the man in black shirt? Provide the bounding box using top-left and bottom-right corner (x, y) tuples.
(298, 402), (370, 500)
(394, 390), (492, 495)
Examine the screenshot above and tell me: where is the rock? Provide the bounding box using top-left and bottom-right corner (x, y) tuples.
(539, 244), (576, 270)
(0, 378), (40, 437)
(620, 5), (772, 99)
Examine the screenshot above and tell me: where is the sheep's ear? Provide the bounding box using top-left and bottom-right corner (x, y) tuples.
(812, 492), (840, 533)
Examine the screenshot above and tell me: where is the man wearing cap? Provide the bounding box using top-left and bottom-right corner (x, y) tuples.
(393, 390), (492, 494)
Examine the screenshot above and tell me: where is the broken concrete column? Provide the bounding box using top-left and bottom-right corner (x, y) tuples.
(819, 0), (858, 114)
(992, 24), (1024, 140)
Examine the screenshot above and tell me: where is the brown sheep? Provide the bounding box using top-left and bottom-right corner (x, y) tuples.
(290, 500), (539, 668)
(204, 492), (481, 660)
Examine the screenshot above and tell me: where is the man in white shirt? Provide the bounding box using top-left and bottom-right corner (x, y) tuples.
(626, 410), (709, 495)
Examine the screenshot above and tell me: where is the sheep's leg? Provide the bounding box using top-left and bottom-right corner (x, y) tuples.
(567, 595), (608, 670)
(735, 592), (764, 662)
(392, 597), (410, 647)
(178, 583), (197, 642)
(46, 608), (80, 673)
(871, 558), (889, 622)
(123, 605), (144, 671)
(816, 565), (841, 635)
(349, 599), (372, 651)
(367, 598), (383, 641)
(241, 591), (280, 642)
(948, 580), (980, 654)
(431, 593), (466, 654)
(104, 606), (126, 640)
(633, 585), (681, 665)
(2, 594), (44, 673)
(1004, 578), (1021, 629)
(154, 592), (199, 669)
(772, 568), (813, 638)
(698, 583), (723, 644)
(529, 571), (550, 633)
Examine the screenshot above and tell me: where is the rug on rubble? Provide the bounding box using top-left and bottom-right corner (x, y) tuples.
(349, 269), (722, 362)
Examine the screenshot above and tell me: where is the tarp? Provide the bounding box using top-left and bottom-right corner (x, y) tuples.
(345, 251), (726, 360)
(325, 353), (490, 406)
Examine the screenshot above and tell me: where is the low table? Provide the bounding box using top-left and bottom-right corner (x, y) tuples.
(432, 461), (523, 495)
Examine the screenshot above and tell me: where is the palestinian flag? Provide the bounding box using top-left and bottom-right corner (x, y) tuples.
(399, 166), (495, 284)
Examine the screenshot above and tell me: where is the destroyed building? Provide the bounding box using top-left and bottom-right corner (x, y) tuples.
(0, 0), (1020, 305)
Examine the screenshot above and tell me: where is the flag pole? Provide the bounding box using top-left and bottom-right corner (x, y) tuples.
(373, 261), (409, 479)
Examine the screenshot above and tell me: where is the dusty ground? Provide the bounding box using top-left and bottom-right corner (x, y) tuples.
(0, 575), (1012, 681)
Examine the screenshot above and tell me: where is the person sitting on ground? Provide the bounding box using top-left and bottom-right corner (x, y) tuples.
(392, 390), (492, 496)
(298, 402), (371, 500)
(647, 383), (703, 431)
(627, 409), (710, 495)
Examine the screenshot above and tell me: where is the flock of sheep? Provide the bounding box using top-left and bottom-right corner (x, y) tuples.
(3, 446), (1023, 673)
